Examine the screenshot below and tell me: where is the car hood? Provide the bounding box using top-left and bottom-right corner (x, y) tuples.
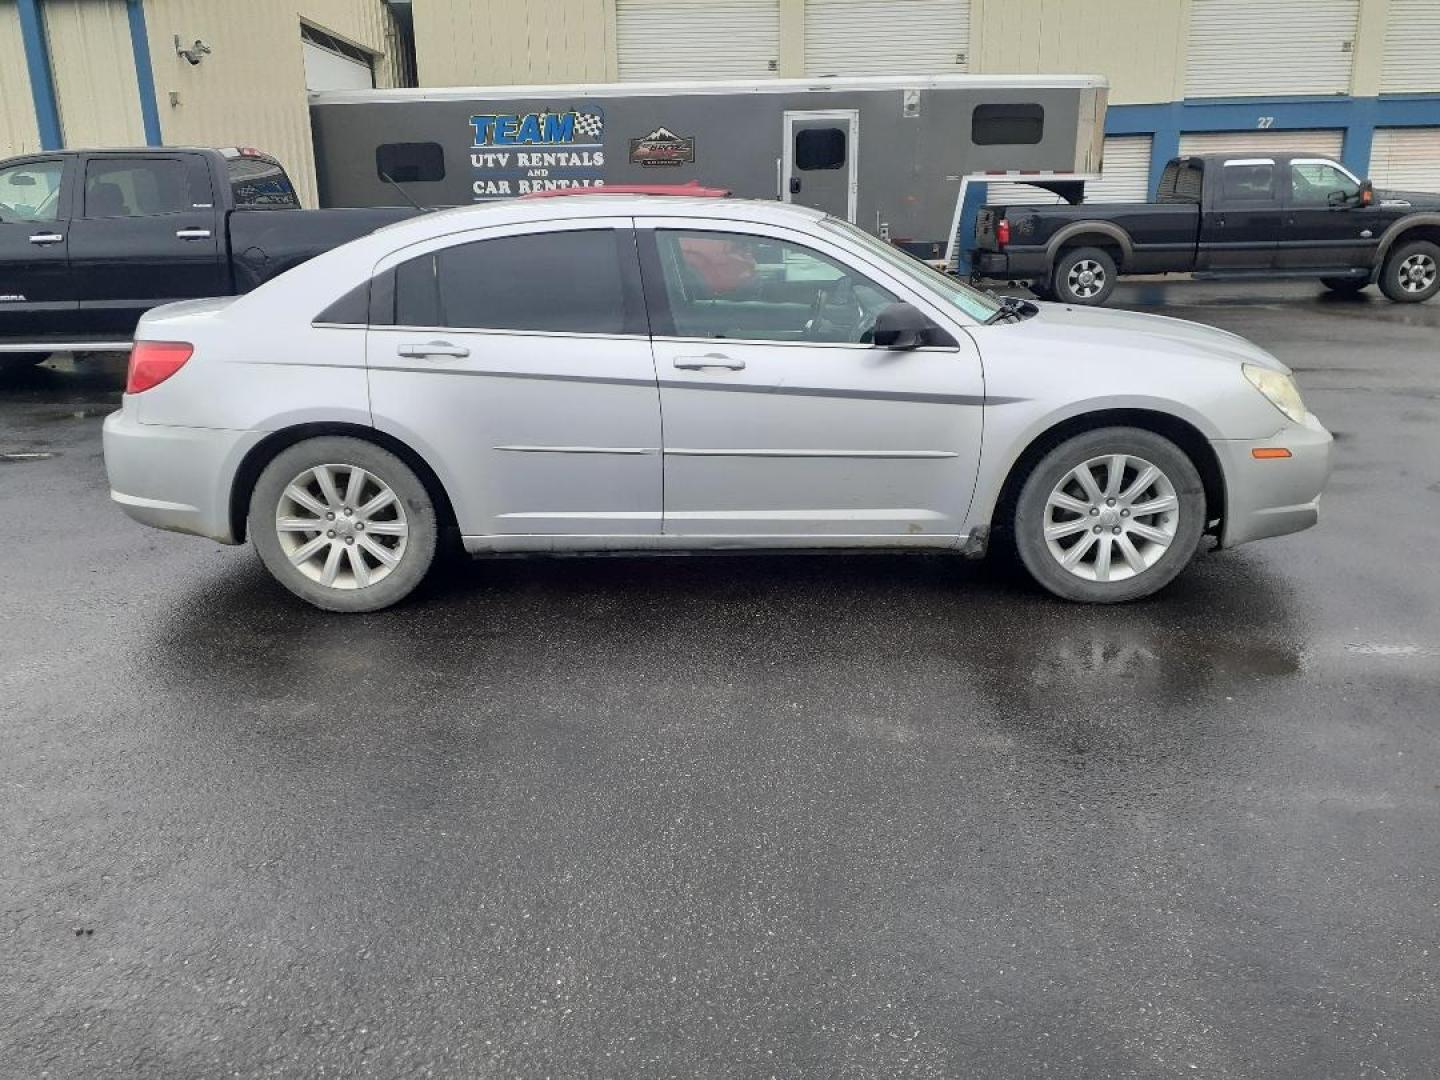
(999, 301), (1289, 373)
(1373, 188), (1440, 209)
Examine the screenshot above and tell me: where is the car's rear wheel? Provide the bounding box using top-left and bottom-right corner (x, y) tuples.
(1320, 276), (1368, 295)
(1378, 240), (1440, 303)
(1013, 427), (1206, 603)
(249, 436), (438, 612)
(1050, 246), (1117, 306)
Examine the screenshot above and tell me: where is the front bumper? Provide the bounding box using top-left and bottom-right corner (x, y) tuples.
(102, 406), (264, 545)
(1212, 410), (1334, 548)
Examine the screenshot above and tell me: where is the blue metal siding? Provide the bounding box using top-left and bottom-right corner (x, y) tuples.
(16, 0), (63, 150)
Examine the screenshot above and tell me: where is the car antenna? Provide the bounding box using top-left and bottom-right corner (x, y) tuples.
(378, 171), (429, 213)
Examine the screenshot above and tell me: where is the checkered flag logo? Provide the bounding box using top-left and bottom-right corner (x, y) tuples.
(573, 110), (604, 141)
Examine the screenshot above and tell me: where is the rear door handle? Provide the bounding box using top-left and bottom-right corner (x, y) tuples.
(673, 354), (745, 370)
(29, 232), (64, 245)
(175, 228), (212, 240)
(398, 341), (470, 359)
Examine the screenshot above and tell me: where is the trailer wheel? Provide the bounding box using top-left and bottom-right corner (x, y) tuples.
(1051, 247), (1117, 306)
(1378, 240), (1440, 303)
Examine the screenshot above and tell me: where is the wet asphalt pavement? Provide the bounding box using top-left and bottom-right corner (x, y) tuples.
(1, 281), (1438, 1079)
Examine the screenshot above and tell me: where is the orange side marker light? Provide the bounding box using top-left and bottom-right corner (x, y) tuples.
(1251, 447), (1293, 459)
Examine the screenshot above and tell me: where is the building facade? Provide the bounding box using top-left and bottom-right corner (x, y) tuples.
(4, 0), (1439, 256)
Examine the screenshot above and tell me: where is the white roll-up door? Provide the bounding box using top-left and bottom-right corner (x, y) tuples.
(1381, 0), (1440, 93)
(1368, 128), (1440, 190)
(804, 0), (970, 76)
(617, 0), (779, 81)
(302, 43), (373, 90)
(1186, 0), (1358, 98)
(986, 135), (1154, 206)
(1179, 130), (1346, 158)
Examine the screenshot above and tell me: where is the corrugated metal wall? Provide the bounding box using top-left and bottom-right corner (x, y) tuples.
(804, 0), (968, 76)
(1369, 128), (1440, 189)
(0, 1), (42, 158)
(616, 0), (779, 81)
(1380, 0), (1440, 94)
(1185, 0), (1359, 98)
(1178, 130), (1346, 158)
(414, 0), (613, 86)
(44, 0), (146, 147)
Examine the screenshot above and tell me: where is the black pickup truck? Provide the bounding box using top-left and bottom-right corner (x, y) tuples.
(972, 152), (1440, 307)
(0, 146), (419, 367)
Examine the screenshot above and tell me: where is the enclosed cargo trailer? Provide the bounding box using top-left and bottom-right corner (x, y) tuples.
(310, 74), (1106, 265)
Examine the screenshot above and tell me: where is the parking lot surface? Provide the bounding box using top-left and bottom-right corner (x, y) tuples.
(2, 281), (1437, 1079)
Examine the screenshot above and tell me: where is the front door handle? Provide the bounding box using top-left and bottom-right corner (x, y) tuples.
(29, 232), (64, 245)
(674, 354), (745, 371)
(175, 228), (212, 240)
(398, 341), (470, 359)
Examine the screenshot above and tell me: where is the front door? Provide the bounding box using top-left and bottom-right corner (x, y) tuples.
(1278, 158), (1378, 272)
(638, 220), (984, 540)
(0, 158), (76, 340)
(365, 219), (663, 539)
(783, 110), (858, 222)
(1197, 158), (1284, 271)
(66, 154), (226, 336)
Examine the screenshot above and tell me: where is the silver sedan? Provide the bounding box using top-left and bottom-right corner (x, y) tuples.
(103, 196), (1332, 611)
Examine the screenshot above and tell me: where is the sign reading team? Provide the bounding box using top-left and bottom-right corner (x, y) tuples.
(468, 108), (607, 198)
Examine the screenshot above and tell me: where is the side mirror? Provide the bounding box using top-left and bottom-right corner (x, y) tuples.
(1360, 179), (1373, 206)
(872, 302), (937, 350)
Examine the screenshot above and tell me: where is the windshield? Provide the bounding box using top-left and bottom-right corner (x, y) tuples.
(819, 217), (1003, 323)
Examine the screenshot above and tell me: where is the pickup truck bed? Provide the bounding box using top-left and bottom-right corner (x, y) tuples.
(0, 147), (419, 360)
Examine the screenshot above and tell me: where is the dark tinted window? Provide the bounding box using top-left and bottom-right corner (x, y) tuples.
(1157, 160), (1203, 203)
(315, 280), (371, 324)
(1220, 163), (1276, 202)
(972, 103), (1044, 145)
(394, 230), (624, 333)
(377, 142), (446, 184)
(795, 128), (846, 171)
(84, 158), (200, 217)
(226, 155), (300, 209)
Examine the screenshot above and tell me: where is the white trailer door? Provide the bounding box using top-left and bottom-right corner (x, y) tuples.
(804, 0), (970, 75)
(1185, 0), (1359, 98)
(1369, 129), (1440, 191)
(1381, 0), (1440, 94)
(617, 0), (779, 80)
(1179, 130), (1345, 159)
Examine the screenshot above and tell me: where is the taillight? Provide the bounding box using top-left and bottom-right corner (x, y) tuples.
(996, 218), (1011, 248)
(126, 341), (193, 394)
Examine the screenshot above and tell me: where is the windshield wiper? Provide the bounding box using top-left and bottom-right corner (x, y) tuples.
(985, 294), (1037, 325)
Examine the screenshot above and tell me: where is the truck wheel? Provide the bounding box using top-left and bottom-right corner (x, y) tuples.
(1379, 240), (1440, 303)
(1051, 247), (1117, 306)
(1320, 277), (1368, 295)
(249, 436), (439, 612)
(1013, 427), (1205, 603)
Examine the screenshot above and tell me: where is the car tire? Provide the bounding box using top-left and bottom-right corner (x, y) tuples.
(249, 436), (439, 612)
(1013, 427), (1206, 603)
(1320, 276), (1368, 295)
(1378, 240), (1440, 303)
(1050, 246), (1118, 306)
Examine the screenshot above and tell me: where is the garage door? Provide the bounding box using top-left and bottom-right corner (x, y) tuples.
(43, 0), (146, 148)
(1381, 0), (1440, 93)
(1179, 130), (1345, 159)
(986, 135), (1154, 206)
(301, 26), (374, 91)
(804, 0), (969, 76)
(617, 0), (779, 81)
(1186, 0), (1358, 98)
(1368, 128), (1440, 191)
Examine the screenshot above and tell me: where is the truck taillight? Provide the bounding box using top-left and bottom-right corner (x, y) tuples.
(996, 218), (1011, 248)
(126, 341), (193, 394)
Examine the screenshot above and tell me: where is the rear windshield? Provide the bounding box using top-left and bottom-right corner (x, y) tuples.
(820, 218), (1002, 324)
(226, 155), (300, 210)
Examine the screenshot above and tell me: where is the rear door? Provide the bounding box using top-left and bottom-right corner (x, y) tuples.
(783, 110), (858, 222)
(0, 157), (77, 340)
(1196, 158), (1284, 271)
(1278, 157), (1376, 271)
(365, 218), (663, 538)
(66, 153), (226, 336)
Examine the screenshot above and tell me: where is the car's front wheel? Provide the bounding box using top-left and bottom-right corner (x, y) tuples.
(249, 436), (438, 612)
(1378, 240), (1440, 303)
(1013, 427), (1206, 603)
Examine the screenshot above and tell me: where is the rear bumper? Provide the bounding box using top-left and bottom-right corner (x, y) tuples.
(1213, 412), (1333, 548)
(102, 406), (262, 545)
(974, 249), (1050, 279)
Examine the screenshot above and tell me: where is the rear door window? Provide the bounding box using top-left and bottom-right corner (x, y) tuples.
(84, 158), (206, 218)
(1219, 162), (1277, 203)
(393, 229), (629, 334)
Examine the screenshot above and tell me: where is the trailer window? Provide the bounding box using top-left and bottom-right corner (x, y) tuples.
(971, 104), (1044, 146)
(795, 128), (846, 171)
(377, 142), (446, 184)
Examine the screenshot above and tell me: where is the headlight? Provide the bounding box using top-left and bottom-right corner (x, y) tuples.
(1243, 364), (1308, 424)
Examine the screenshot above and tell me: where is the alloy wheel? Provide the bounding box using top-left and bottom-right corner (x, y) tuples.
(1067, 259), (1107, 299)
(1398, 252), (1437, 294)
(1043, 453), (1179, 583)
(274, 463), (409, 590)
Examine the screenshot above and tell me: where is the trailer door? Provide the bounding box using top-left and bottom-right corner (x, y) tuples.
(783, 111), (858, 222)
